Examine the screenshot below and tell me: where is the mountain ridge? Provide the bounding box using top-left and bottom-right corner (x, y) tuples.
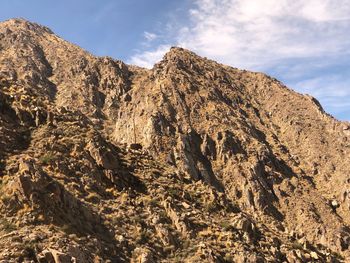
(0, 18), (350, 262)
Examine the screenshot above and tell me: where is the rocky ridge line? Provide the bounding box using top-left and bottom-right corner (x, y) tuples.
(0, 18), (349, 262)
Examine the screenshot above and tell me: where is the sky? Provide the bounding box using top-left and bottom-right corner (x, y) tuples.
(1, 0), (349, 121)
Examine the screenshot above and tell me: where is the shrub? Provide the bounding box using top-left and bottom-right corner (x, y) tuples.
(39, 153), (55, 164)
(219, 221), (232, 231)
(291, 241), (303, 250)
(205, 201), (218, 212)
(0, 218), (17, 233)
(136, 229), (150, 244)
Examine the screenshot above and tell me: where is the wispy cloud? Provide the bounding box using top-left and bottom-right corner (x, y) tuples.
(128, 44), (171, 68)
(128, 0), (350, 120)
(143, 31), (158, 42)
(292, 74), (350, 116)
(93, 2), (117, 23)
(178, 0), (350, 68)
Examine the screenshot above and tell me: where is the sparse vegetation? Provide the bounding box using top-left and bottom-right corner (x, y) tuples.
(219, 221), (232, 231)
(61, 223), (76, 235)
(182, 239), (191, 249)
(141, 195), (159, 207)
(0, 193), (11, 205)
(167, 187), (181, 198)
(332, 251), (345, 260)
(0, 218), (17, 233)
(22, 240), (37, 258)
(39, 152), (55, 164)
(291, 241), (303, 250)
(85, 192), (101, 203)
(136, 229), (151, 244)
(0, 18), (349, 262)
(223, 254), (234, 262)
(205, 201), (218, 212)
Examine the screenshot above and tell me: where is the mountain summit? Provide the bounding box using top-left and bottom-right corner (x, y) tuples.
(0, 18), (350, 262)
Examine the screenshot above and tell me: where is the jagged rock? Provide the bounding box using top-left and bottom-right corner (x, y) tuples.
(86, 139), (119, 170)
(233, 252), (264, 263)
(175, 133), (201, 181)
(216, 130), (244, 162)
(175, 132), (223, 191)
(131, 247), (153, 263)
(0, 18), (349, 262)
(155, 224), (176, 247)
(48, 249), (74, 263)
(189, 243), (221, 263)
(162, 199), (190, 237)
(37, 250), (55, 263)
(310, 251), (319, 260)
(230, 214), (258, 241)
(201, 134), (217, 160)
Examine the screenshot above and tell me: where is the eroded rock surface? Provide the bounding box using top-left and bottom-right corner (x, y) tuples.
(0, 18), (349, 262)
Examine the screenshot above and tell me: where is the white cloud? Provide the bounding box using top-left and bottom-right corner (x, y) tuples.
(143, 31), (158, 42)
(130, 0), (350, 69)
(128, 45), (171, 68)
(292, 75), (350, 114)
(177, 0), (350, 69)
(300, 0), (350, 22)
(294, 76), (350, 98)
(128, 0), (350, 119)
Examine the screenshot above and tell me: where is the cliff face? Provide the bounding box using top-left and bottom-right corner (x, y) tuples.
(0, 18), (349, 262)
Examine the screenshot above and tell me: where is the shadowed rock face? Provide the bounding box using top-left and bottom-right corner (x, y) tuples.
(0, 18), (349, 262)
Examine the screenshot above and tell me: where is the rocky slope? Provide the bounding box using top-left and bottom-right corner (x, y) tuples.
(0, 18), (349, 262)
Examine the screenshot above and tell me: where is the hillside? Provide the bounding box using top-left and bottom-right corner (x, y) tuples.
(0, 18), (350, 262)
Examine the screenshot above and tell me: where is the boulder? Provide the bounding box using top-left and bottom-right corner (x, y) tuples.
(86, 139), (119, 170)
(38, 249), (74, 263)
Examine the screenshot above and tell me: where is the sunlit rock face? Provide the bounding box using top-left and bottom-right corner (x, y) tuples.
(0, 18), (349, 262)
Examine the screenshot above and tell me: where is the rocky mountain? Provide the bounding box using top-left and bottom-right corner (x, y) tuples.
(0, 18), (350, 262)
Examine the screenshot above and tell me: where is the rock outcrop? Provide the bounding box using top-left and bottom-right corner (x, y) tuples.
(0, 18), (349, 262)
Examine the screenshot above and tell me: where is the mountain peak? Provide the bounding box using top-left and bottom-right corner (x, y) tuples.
(0, 18), (54, 35)
(162, 46), (201, 63)
(167, 46), (196, 55)
(0, 19), (350, 262)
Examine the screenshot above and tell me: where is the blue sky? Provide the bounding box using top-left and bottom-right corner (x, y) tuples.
(1, 0), (349, 121)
